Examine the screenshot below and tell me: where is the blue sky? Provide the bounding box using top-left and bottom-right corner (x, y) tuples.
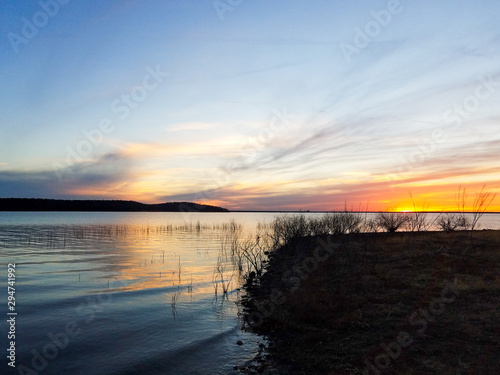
(1, 0), (500, 210)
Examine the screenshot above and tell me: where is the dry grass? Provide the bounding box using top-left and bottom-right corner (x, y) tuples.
(243, 230), (500, 374)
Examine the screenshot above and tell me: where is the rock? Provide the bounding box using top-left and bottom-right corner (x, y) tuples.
(237, 340), (243, 345)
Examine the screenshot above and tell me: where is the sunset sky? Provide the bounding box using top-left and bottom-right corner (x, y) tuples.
(1, 0), (500, 211)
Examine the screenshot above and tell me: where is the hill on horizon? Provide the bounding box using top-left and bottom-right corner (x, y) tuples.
(0, 198), (229, 213)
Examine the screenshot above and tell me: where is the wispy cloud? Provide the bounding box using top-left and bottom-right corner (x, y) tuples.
(166, 122), (218, 132)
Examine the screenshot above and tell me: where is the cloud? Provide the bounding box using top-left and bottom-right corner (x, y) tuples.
(0, 151), (134, 199)
(166, 122), (218, 132)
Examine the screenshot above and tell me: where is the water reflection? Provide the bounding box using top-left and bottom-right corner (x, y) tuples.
(0, 216), (271, 374)
(1, 211), (499, 374)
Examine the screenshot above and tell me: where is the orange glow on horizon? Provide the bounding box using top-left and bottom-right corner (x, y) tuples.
(62, 185), (500, 212)
(61, 158), (499, 213)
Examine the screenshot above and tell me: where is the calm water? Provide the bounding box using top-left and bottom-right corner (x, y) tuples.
(0, 212), (281, 375)
(1, 211), (499, 375)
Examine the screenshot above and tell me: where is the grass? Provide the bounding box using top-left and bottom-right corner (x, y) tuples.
(0, 221), (244, 249)
(213, 254), (234, 297)
(242, 230), (500, 374)
(171, 291), (180, 318)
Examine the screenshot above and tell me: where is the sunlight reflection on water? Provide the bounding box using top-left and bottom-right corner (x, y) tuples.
(0, 212), (278, 374)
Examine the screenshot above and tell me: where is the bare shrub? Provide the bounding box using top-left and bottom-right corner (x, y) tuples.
(321, 211), (363, 234)
(406, 193), (432, 232)
(308, 216), (329, 236)
(437, 213), (470, 232)
(446, 185), (497, 231)
(270, 211), (363, 244)
(470, 186), (497, 230)
(361, 217), (380, 233)
(269, 214), (310, 248)
(237, 230), (271, 278)
(455, 185), (471, 230)
(376, 212), (407, 233)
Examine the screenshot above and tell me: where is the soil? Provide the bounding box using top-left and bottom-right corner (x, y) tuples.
(240, 230), (500, 374)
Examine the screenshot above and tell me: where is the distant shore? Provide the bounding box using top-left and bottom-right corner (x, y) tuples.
(242, 230), (500, 374)
(0, 198), (228, 212)
(2, 199), (499, 214)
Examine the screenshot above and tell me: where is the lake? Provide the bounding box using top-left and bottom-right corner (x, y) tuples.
(1, 211), (499, 375)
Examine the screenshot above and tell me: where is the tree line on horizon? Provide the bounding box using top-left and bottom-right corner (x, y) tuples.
(0, 198), (229, 213)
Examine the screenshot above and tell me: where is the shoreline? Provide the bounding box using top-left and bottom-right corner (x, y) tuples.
(241, 230), (500, 374)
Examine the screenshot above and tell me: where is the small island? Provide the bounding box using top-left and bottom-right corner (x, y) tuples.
(0, 198), (229, 213)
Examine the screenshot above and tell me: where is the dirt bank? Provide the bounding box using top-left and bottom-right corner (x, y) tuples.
(242, 231), (500, 374)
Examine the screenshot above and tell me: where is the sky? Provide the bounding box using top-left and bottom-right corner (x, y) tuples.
(1, 0), (500, 211)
